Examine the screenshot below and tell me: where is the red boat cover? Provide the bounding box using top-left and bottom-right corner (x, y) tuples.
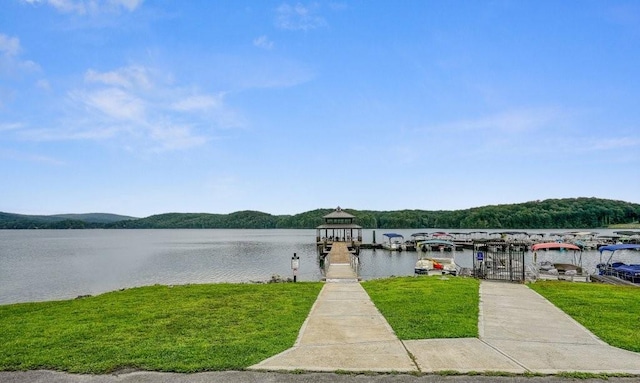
(531, 242), (581, 251)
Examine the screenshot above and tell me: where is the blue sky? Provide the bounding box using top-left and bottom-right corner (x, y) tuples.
(1, 0), (639, 217)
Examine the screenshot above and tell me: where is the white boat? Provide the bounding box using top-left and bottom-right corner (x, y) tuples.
(531, 242), (587, 281)
(414, 240), (458, 275)
(382, 233), (404, 251)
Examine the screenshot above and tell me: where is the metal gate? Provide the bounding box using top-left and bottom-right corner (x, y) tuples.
(473, 241), (526, 282)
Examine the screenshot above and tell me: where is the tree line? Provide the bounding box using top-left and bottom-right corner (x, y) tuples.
(1, 198), (639, 230)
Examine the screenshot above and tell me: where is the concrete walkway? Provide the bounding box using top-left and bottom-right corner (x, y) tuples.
(477, 282), (640, 374)
(250, 282), (416, 372)
(251, 280), (640, 374)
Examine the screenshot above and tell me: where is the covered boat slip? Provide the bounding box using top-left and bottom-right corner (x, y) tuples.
(596, 244), (640, 285)
(471, 241), (586, 283)
(531, 242), (588, 282)
(372, 230), (630, 252)
(381, 233), (404, 251)
(447, 241), (639, 285)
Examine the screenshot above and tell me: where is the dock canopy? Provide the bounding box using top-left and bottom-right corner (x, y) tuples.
(418, 239), (455, 247)
(613, 231), (640, 236)
(531, 242), (581, 251)
(598, 244), (640, 253)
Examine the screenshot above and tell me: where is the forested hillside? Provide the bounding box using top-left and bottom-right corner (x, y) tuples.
(0, 212), (135, 229)
(108, 211), (282, 229)
(1, 198), (639, 229)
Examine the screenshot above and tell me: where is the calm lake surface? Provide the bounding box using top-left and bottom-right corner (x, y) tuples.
(0, 228), (627, 305)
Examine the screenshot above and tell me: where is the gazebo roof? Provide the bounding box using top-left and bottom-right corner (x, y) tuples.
(316, 223), (362, 229)
(323, 206), (355, 219)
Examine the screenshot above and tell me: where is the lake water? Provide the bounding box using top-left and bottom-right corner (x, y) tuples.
(0, 228), (629, 305)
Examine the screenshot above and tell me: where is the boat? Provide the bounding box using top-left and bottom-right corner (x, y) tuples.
(431, 231), (454, 240)
(402, 232), (430, 251)
(596, 244), (640, 284)
(613, 231), (640, 245)
(563, 231), (600, 250)
(414, 240), (458, 275)
(531, 242), (586, 281)
(382, 233), (404, 251)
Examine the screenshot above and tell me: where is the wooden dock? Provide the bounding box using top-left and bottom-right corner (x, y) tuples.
(324, 242), (359, 282)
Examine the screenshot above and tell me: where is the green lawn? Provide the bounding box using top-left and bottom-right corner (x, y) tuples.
(0, 283), (323, 373)
(362, 276), (480, 339)
(3, 277), (639, 374)
(529, 281), (640, 352)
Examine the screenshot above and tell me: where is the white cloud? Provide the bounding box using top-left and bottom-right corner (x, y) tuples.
(0, 122), (25, 132)
(22, 125), (123, 141)
(171, 94), (222, 112)
(18, 65), (240, 153)
(0, 34), (40, 78)
(430, 107), (569, 134)
(0, 34), (20, 56)
(148, 123), (208, 152)
(0, 148), (65, 166)
(408, 107), (581, 161)
(20, 0), (143, 14)
(111, 0), (143, 12)
(253, 35), (274, 50)
(276, 3), (326, 31)
(584, 137), (640, 151)
(84, 66), (152, 89)
(0, 87), (13, 108)
(74, 87), (146, 121)
(36, 79), (51, 90)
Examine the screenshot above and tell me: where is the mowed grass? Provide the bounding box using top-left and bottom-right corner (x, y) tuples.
(529, 281), (640, 352)
(362, 276), (480, 339)
(0, 283), (322, 373)
(4, 277), (638, 375)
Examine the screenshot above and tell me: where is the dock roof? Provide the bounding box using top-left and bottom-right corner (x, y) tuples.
(323, 206), (355, 219)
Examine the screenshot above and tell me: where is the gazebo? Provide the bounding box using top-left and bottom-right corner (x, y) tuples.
(316, 206), (362, 245)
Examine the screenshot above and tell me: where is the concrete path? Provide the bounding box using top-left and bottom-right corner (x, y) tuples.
(252, 280), (640, 374)
(405, 281), (640, 374)
(250, 282), (416, 372)
(477, 282), (640, 374)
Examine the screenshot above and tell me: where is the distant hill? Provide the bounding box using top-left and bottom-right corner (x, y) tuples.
(50, 213), (137, 224)
(0, 212), (137, 229)
(1, 197), (639, 230)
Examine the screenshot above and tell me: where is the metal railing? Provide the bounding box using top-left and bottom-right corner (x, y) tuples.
(350, 253), (359, 278)
(473, 241), (526, 283)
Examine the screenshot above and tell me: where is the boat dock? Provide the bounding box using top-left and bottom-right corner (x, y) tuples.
(323, 242), (360, 282)
(591, 274), (640, 286)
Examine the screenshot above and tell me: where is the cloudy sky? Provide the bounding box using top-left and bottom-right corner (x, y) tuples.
(1, 0), (639, 217)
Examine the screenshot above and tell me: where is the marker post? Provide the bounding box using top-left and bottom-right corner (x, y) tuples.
(291, 253), (300, 282)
